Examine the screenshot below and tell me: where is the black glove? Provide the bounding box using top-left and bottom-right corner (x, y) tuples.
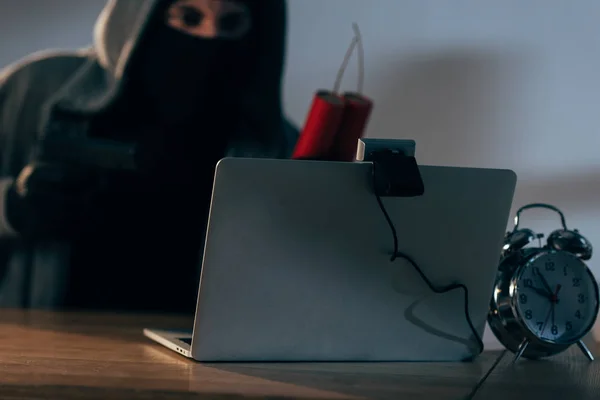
(5, 162), (103, 239)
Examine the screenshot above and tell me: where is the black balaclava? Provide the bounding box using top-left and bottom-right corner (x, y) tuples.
(128, 0), (256, 127)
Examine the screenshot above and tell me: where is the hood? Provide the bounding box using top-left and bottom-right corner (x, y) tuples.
(93, 0), (158, 78)
(50, 0), (290, 147)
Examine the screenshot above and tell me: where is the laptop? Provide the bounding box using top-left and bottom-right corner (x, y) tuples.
(144, 157), (517, 362)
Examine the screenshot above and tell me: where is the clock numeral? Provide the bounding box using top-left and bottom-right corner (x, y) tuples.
(519, 294), (528, 304)
(524, 279), (533, 288)
(551, 325), (558, 335)
(545, 262), (555, 271)
(566, 321), (573, 331)
(564, 266), (568, 276)
(536, 321), (544, 331)
(533, 267), (541, 276)
(578, 294), (585, 304)
(573, 278), (581, 287)
(525, 310), (533, 320)
(575, 310), (582, 319)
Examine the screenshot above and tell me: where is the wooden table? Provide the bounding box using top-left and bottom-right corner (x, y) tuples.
(0, 310), (597, 399)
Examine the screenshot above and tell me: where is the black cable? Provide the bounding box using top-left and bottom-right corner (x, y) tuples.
(371, 162), (485, 359)
(464, 350), (507, 399)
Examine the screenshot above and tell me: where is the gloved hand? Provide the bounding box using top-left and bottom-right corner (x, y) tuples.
(5, 162), (103, 238)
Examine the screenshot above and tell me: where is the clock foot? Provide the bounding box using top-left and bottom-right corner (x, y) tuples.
(512, 339), (529, 364)
(577, 340), (594, 361)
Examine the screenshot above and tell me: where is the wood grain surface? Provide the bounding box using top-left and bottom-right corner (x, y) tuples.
(472, 342), (600, 400)
(0, 310), (504, 400)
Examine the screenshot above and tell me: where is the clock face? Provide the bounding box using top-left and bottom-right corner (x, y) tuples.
(514, 251), (599, 344)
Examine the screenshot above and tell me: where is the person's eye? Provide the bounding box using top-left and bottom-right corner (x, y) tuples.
(180, 6), (204, 27)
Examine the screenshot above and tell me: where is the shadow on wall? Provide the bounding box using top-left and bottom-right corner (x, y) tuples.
(513, 169), (600, 214)
(364, 48), (599, 224)
(366, 48), (529, 169)
(511, 169), (600, 272)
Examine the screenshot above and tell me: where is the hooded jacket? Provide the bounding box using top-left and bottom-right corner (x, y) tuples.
(0, 0), (297, 308)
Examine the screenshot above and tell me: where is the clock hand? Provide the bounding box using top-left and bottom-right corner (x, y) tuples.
(540, 304), (553, 336)
(536, 271), (553, 296)
(547, 284), (562, 337)
(551, 284), (562, 303)
(555, 284), (562, 296)
(530, 286), (552, 300)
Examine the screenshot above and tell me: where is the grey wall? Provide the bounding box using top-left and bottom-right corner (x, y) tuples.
(2, 0), (600, 347)
(0, 0), (103, 64)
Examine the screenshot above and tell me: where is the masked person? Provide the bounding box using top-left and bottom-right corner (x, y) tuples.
(0, 0), (298, 312)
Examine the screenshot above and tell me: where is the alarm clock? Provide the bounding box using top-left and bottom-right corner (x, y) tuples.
(488, 203), (599, 363)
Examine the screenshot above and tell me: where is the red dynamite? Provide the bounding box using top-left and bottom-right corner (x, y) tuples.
(291, 90), (345, 160)
(292, 22), (370, 162)
(329, 92), (373, 162)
